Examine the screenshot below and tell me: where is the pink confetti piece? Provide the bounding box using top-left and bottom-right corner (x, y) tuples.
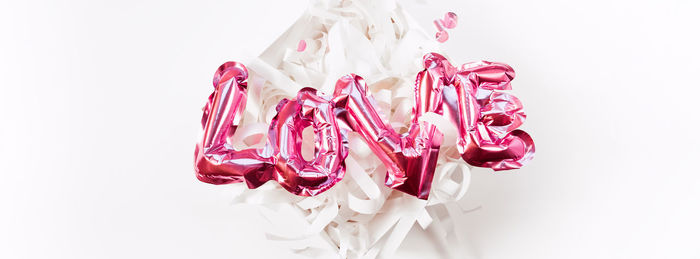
(297, 39), (307, 52)
(435, 30), (449, 43)
(442, 12), (458, 29)
(433, 19), (446, 32)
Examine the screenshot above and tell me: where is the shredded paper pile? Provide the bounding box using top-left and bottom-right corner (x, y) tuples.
(218, 0), (474, 257)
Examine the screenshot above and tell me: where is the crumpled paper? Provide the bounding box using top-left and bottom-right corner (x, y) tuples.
(219, 0), (478, 257)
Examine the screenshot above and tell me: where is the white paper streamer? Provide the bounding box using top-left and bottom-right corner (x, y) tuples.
(224, 0), (478, 257)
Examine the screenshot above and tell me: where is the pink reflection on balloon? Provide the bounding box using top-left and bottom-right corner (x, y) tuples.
(435, 30), (449, 43)
(195, 62), (274, 185)
(441, 12), (458, 29)
(266, 88), (348, 195)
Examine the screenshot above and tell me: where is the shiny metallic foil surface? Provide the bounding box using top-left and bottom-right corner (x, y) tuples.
(195, 53), (534, 199)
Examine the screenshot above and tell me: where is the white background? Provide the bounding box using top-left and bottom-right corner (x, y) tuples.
(1, 0), (699, 258)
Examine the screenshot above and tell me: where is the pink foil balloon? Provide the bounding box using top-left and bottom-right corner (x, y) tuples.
(419, 53), (535, 171)
(333, 75), (443, 199)
(195, 62), (348, 196)
(195, 54), (535, 200)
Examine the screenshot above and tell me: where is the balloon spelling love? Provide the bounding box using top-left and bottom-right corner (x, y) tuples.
(194, 53), (535, 199)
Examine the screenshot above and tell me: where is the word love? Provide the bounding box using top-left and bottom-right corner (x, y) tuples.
(194, 53), (535, 199)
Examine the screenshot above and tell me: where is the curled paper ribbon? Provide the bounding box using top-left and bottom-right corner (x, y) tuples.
(195, 53), (535, 199)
